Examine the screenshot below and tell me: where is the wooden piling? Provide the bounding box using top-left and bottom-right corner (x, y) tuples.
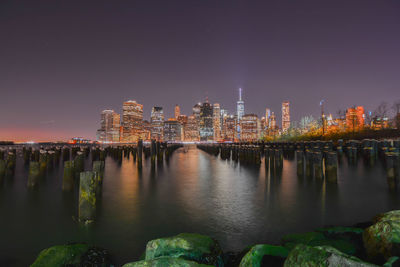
(79, 171), (97, 223)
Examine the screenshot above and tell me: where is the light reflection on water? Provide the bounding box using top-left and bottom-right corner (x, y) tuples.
(0, 145), (399, 266)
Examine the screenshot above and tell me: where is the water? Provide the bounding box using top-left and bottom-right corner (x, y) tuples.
(0, 145), (399, 266)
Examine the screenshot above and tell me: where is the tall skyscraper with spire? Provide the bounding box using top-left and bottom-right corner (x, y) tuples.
(236, 88), (245, 121)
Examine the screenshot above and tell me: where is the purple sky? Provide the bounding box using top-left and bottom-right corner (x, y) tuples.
(1, 0), (399, 141)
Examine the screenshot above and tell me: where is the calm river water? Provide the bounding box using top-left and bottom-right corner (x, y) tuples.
(0, 145), (399, 266)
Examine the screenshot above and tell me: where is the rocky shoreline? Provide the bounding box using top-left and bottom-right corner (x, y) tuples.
(31, 210), (400, 266)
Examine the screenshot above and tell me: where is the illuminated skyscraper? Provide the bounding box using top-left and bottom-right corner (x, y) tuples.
(193, 103), (201, 122)
(236, 88), (245, 121)
(213, 103), (221, 141)
(199, 99), (214, 141)
(150, 106), (164, 141)
(164, 119), (182, 142)
(177, 114), (188, 125)
(96, 109), (120, 142)
(265, 108), (271, 126)
(184, 115), (200, 141)
(240, 114), (261, 141)
(223, 115), (236, 141)
(346, 106), (365, 131)
(282, 101), (290, 132)
(174, 104), (181, 119)
(269, 112), (277, 130)
(122, 100), (143, 142)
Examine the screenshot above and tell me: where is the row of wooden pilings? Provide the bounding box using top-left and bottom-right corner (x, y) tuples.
(197, 138), (400, 183)
(0, 140), (183, 223)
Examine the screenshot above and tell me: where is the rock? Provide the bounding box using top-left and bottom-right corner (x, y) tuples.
(239, 244), (288, 267)
(123, 257), (213, 267)
(145, 233), (223, 266)
(383, 256), (400, 267)
(31, 244), (112, 267)
(363, 210), (400, 262)
(284, 244), (377, 267)
(31, 244), (89, 266)
(282, 227), (363, 256)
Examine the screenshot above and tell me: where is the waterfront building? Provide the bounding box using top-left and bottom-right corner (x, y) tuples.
(223, 115), (236, 141)
(96, 109), (120, 142)
(282, 101), (290, 132)
(184, 115), (200, 141)
(122, 100), (143, 142)
(240, 114), (261, 141)
(346, 106), (365, 131)
(199, 99), (214, 141)
(142, 120), (152, 141)
(174, 104), (181, 119)
(164, 119), (182, 142)
(193, 103), (201, 122)
(177, 114), (188, 125)
(371, 117), (389, 130)
(150, 106), (164, 141)
(213, 103), (221, 141)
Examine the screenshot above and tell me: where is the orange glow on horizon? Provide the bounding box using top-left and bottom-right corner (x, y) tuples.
(0, 127), (92, 142)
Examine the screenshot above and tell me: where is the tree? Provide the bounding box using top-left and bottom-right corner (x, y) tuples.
(336, 109), (346, 119)
(373, 102), (389, 118)
(392, 100), (400, 114)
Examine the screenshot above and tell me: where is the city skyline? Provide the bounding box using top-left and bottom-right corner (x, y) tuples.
(1, 0), (400, 141)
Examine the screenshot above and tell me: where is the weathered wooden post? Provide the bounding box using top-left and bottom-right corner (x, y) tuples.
(62, 147), (70, 161)
(313, 152), (323, 179)
(39, 151), (47, 174)
(79, 171), (97, 223)
(27, 161), (40, 187)
(137, 140), (143, 169)
(296, 150), (304, 177)
(274, 149), (283, 171)
(385, 153), (397, 180)
(325, 152), (338, 183)
(74, 152), (84, 175)
(93, 161), (105, 196)
(151, 139), (156, 167)
(305, 150), (312, 177)
(0, 159), (5, 184)
(6, 152), (16, 177)
(62, 161), (75, 191)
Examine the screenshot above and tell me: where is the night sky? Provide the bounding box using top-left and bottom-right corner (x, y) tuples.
(1, 0), (399, 141)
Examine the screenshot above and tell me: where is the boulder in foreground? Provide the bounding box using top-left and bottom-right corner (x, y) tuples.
(284, 244), (377, 267)
(145, 233), (223, 266)
(363, 210), (400, 262)
(123, 257), (212, 267)
(31, 243), (111, 267)
(239, 244), (288, 267)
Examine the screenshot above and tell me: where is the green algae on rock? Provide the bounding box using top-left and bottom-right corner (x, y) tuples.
(239, 244), (288, 267)
(123, 257), (213, 267)
(282, 228), (362, 256)
(145, 233), (223, 266)
(363, 210), (400, 261)
(284, 244), (377, 267)
(31, 244), (90, 267)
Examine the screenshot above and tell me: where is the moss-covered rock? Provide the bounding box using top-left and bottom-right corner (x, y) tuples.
(284, 244), (377, 267)
(239, 244), (288, 267)
(123, 257), (213, 267)
(31, 244), (112, 267)
(145, 233), (223, 266)
(282, 228), (363, 256)
(31, 244), (90, 267)
(363, 210), (400, 262)
(383, 256), (400, 267)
